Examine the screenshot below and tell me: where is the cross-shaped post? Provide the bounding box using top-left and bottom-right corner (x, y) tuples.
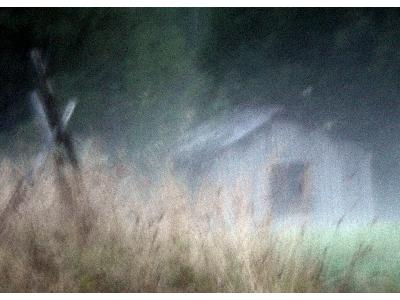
(0, 49), (87, 236)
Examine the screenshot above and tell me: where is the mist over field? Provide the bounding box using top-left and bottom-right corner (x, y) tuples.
(0, 8), (399, 292)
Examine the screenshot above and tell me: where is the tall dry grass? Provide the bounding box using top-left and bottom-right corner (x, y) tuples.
(0, 148), (367, 292)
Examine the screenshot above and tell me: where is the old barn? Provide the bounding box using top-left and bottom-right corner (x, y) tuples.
(173, 105), (375, 225)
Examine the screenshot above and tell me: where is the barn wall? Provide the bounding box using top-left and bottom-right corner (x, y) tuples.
(336, 141), (375, 223)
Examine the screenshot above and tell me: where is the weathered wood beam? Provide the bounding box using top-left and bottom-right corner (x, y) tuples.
(0, 48), (87, 237)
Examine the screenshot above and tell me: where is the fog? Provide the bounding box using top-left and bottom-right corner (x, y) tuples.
(0, 8), (399, 224)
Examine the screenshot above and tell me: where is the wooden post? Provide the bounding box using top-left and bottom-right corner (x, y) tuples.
(0, 49), (91, 239)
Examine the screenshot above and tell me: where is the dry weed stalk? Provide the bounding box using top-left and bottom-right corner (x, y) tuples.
(0, 150), (383, 292)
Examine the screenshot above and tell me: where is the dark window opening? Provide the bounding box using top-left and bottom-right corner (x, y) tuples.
(269, 161), (312, 217)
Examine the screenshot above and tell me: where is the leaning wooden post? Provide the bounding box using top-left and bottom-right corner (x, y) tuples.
(30, 49), (80, 170)
(30, 48), (94, 239)
(0, 49), (93, 240)
(30, 49), (79, 214)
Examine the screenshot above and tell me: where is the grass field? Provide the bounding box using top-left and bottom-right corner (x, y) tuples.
(0, 152), (398, 292)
